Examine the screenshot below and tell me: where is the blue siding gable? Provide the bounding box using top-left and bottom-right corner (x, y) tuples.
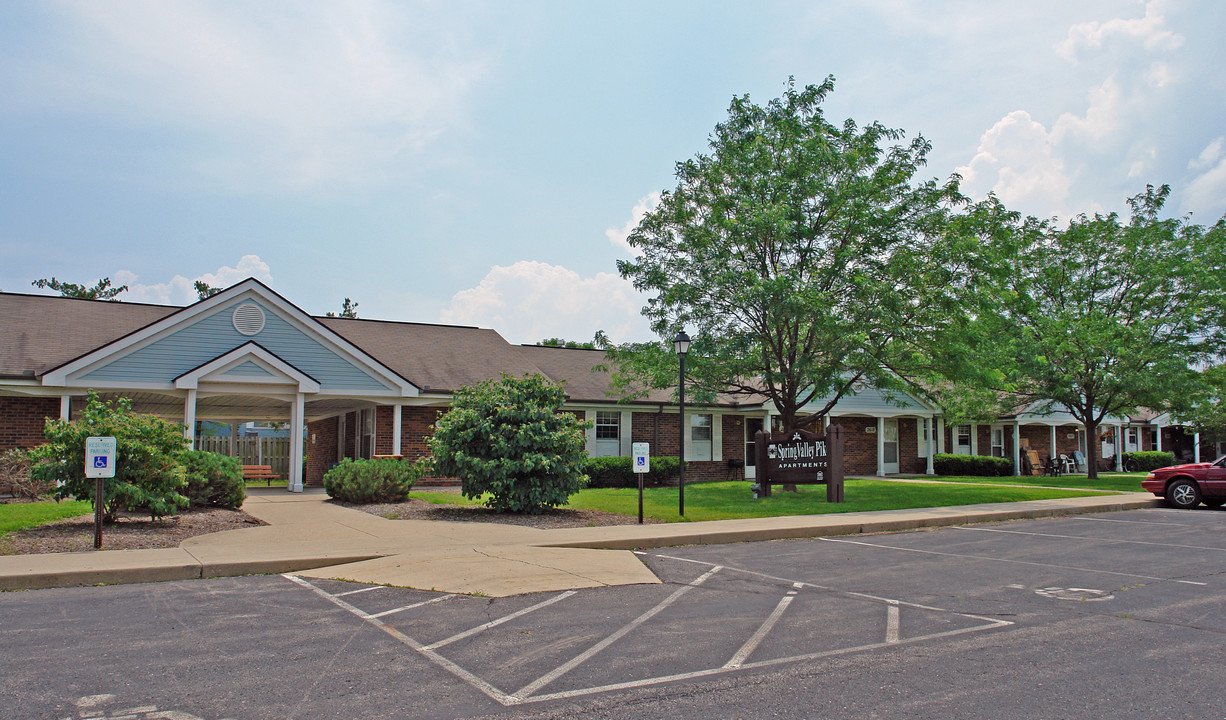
(226, 360), (275, 377)
(77, 300), (394, 392)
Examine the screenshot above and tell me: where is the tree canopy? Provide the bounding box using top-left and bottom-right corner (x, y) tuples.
(32, 276), (127, 300)
(610, 77), (967, 430)
(326, 298), (359, 318)
(194, 281), (222, 300)
(943, 185), (1226, 476)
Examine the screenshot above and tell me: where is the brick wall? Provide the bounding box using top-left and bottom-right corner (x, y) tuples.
(0, 396), (60, 452)
(632, 410), (679, 456)
(832, 416), (878, 476)
(305, 416), (338, 486)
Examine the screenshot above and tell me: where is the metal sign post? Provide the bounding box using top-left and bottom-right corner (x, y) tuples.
(85, 436), (117, 549)
(632, 442), (650, 525)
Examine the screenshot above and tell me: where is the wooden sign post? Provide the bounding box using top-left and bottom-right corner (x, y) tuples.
(754, 425), (844, 502)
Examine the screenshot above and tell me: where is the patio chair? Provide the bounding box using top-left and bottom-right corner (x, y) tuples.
(1059, 454), (1076, 474)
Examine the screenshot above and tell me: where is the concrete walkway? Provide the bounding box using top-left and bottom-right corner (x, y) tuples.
(0, 489), (1159, 596)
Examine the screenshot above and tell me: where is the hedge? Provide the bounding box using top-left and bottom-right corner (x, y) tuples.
(933, 453), (1015, 477)
(1122, 451), (1176, 472)
(582, 455), (681, 488)
(324, 457), (423, 503)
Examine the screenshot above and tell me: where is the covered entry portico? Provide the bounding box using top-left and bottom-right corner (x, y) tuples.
(36, 280), (419, 491)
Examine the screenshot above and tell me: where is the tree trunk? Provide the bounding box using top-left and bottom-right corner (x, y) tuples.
(1085, 419), (1099, 480)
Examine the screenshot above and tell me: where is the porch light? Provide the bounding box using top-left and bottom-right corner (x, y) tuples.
(673, 330), (691, 356)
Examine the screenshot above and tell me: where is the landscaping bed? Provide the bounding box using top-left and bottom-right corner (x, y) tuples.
(0, 502), (265, 555)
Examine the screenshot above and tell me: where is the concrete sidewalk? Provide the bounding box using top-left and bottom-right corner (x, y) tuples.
(0, 489), (1160, 596)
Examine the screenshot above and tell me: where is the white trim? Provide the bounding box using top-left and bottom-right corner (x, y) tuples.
(289, 392), (305, 492)
(712, 413), (723, 462)
(40, 279), (417, 396)
(59, 395), (70, 421)
(392, 403), (403, 456)
(173, 342), (321, 393)
(184, 389), (197, 443)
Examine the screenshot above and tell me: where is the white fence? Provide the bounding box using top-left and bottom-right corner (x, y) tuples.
(196, 436), (291, 479)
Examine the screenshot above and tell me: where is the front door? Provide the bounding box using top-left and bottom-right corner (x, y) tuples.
(883, 419), (899, 475)
(745, 417), (764, 480)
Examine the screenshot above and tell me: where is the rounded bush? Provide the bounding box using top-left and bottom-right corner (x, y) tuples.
(182, 450), (246, 509)
(324, 457), (422, 503)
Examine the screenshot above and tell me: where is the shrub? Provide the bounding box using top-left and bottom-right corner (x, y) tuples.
(324, 457), (423, 503)
(0, 449), (52, 499)
(582, 455), (681, 488)
(429, 373), (589, 514)
(1122, 451), (1175, 472)
(182, 450), (246, 509)
(30, 391), (189, 521)
(933, 453), (1014, 477)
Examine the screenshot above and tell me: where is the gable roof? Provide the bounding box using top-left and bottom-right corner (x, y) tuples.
(0, 293), (177, 378)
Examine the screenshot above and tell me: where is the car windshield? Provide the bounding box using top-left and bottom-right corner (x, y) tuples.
(1214, 455), (1226, 468)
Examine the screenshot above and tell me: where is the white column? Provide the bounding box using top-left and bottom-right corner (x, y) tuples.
(925, 418), (935, 475)
(392, 404), (403, 456)
(1050, 425), (1057, 463)
(289, 392), (305, 492)
(877, 416), (886, 476)
(183, 389), (197, 446)
(59, 395), (71, 420)
(1155, 424), (1163, 452)
(1194, 432), (1201, 463)
(936, 417), (945, 454)
(1115, 424), (1123, 471)
(1013, 422), (1022, 476)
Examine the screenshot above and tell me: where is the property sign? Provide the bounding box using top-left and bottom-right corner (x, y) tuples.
(85, 436), (117, 479)
(632, 442), (650, 474)
(755, 425), (845, 502)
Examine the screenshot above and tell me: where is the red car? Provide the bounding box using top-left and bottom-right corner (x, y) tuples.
(1141, 456), (1226, 509)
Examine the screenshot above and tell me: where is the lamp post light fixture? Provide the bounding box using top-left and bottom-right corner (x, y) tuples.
(674, 329), (691, 517)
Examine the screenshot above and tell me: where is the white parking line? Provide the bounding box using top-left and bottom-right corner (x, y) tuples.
(954, 525), (1226, 552)
(510, 566), (723, 700)
(1073, 514), (1204, 526)
(334, 585), (387, 597)
(725, 582), (802, 669)
(885, 601), (900, 644)
(424, 591), (578, 651)
(820, 537), (1208, 586)
(368, 594), (456, 619)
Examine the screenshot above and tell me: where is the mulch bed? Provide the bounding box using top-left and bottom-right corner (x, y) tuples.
(344, 498), (659, 529)
(0, 504), (266, 555)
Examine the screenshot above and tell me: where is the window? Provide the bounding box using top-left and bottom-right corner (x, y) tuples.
(593, 411), (621, 457)
(990, 427), (1005, 458)
(690, 414), (713, 461)
(956, 425), (972, 455)
(359, 408), (375, 459)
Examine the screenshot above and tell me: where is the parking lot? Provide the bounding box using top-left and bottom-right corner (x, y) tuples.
(4, 507), (1224, 720)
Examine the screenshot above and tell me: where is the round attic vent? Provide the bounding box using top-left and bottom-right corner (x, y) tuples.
(232, 303), (265, 336)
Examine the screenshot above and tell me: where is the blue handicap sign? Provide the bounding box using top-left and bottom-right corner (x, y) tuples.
(94, 456), (108, 469)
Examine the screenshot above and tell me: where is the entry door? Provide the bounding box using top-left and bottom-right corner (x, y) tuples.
(883, 419), (899, 475)
(745, 418), (764, 480)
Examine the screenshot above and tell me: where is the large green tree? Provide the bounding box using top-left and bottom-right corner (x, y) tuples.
(609, 77), (968, 430)
(949, 186), (1226, 477)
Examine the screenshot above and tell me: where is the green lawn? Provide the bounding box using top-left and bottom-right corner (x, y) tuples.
(0, 500), (92, 537)
(926, 473), (1148, 493)
(413, 480), (1111, 523)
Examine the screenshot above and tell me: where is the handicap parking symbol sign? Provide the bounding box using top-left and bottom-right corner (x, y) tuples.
(94, 456), (108, 469)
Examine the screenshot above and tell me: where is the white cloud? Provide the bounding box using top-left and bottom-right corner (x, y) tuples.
(1182, 137), (1226, 218)
(1056, 0), (1184, 61)
(605, 192), (660, 255)
(114, 255), (274, 305)
(33, 1), (489, 191)
(440, 261), (652, 345)
(955, 110), (1072, 216)
(1052, 77), (1121, 143)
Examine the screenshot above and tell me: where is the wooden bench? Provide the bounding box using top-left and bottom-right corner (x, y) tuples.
(242, 464), (280, 486)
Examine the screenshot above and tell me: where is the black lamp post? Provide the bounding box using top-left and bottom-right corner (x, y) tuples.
(674, 329), (691, 517)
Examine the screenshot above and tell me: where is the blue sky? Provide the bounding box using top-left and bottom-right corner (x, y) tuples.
(2, 1), (1223, 344)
